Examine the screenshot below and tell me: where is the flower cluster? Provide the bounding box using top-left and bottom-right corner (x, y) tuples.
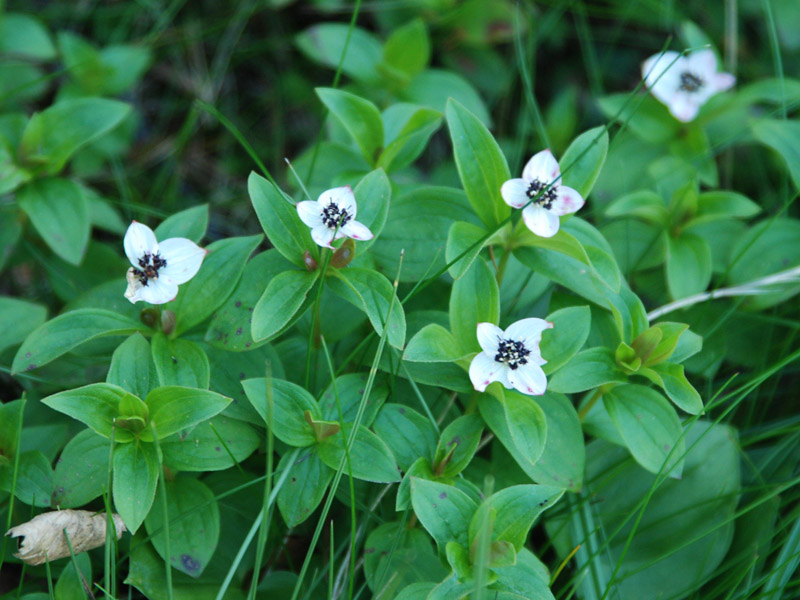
(642, 49), (735, 122)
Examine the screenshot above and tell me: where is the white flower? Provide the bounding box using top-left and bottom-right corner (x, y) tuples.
(469, 318), (553, 396)
(501, 149), (585, 238)
(123, 221), (207, 304)
(642, 49), (735, 122)
(296, 185), (373, 249)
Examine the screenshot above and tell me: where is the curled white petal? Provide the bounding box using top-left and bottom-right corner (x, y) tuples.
(522, 204), (561, 238)
(127, 275), (178, 305)
(123, 221), (158, 267)
(311, 224), (335, 249)
(340, 219), (373, 241)
(476, 322), (503, 355)
(297, 201), (323, 228)
(504, 318), (553, 354)
(551, 186), (585, 217)
(507, 362), (548, 396)
(501, 178), (530, 209)
(159, 238), (207, 285)
(522, 149), (560, 183)
(469, 352), (504, 392)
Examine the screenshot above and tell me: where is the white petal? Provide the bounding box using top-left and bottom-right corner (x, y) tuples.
(123, 221), (158, 267)
(476, 322), (503, 355)
(551, 186), (585, 216)
(522, 204), (560, 238)
(158, 238), (207, 285)
(504, 317), (553, 353)
(340, 219), (373, 241)
(131, 276), (178, 305)
(686, 49), (717, 77)
(712, 72), (735, 93)
(311, 224), (335, 249)
(668, 94), (700, 122)
(522, 149), (560, 183)
(469, 352), (506, 392)
(501, 178), (530, 209)
(124, 268), (143, 304)
(297, 201), (323, 228)
(643, 52), (683, 105)
(507, 363), (548, 396)
(319, 186), (357, 217)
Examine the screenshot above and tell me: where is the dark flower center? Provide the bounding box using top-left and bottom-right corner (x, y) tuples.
(321, 201), (352, 229)
(526, 179), (557, 210)
(132, 252), (167, 287)
(679, 71), (704, 92)
(494, 338), (531, 370)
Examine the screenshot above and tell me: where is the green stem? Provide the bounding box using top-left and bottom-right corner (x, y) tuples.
(495, 250), (511, 286)
(578, 385), (610, 421)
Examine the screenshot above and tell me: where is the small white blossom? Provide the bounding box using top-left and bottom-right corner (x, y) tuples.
(469, 318), (553, 396)
(642, 49), (735, 122)
(123, 221), (207, 304)
(296, 186), (373, 249)
(501, 149), (584, 238)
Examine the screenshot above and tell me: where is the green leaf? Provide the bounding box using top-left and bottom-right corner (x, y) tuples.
(329, 267), (406, 349)
(406, 69), (490, 127)
(318, 424), (400, 483)
(154, 205), (209, 243)
(549, 421), (738, 599)
(107, 333), (155, 399)
(666, 233), (712, 300)
(112, 439), (159, 533)
(648, 362), (704, 415)
(12, 309), (143, 374)
(396, 457), (435, 511)
(143, 386), (231, 441)
(373, 404), (437, 472)
(446, 541), (473, 579)
(751, 118), (800, 191)
(352, 168), (391, 252)
(646, 322), (689, 366)
(318, 372), (388, 426)
(404, 324), (468, 363)
(0, 13), (56, 60)
(364, 522), (446, 598)
(241, 377), (318, 447)
(15, 451), (53, 507)
(42, 383), (134, 440)
(205, 250), (295, 351)
(277, 446), (333, 527)
(548, 347), (628, 394)
(446, 98), (510, 229)
(251, 269), (317, 342)
(694, 191), (760, 222)
(513, 226), (593, 266)
(151, 334), (210, 389)
(469, 485), (563, 551)
(505, 391), (548, 471)
(161, 418), (259, 472)
(449, 257), (500, 354)
(410, 478), (478, 549)
(598, 93), (679, 144)
(52, 428), (110, 508)
(248, 172), (316, 267)
(529, 393), (585, 491)
(539, 306), (591, 375)
(445, 220), (489, 279)
(604, 189), (670, 226)
(378, 104), (441, 172)
(17, 178), (89, 265)
(0, 296), (47, 355)
(19, 98), (130, 174)
(316, 87), (383, 165)
(670, 328), (703, 364)
(380, 19), (430, 82)
(295, 24), (381, 83)
(604, 384), (684, 477)
(433, 414), (483, 478)
(371, 186), (473, 282)
(170, 234), (262, 335)
(145, 477), (219, 577)
(559, 126), (609, 198)
(55, 553), (92, 600)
